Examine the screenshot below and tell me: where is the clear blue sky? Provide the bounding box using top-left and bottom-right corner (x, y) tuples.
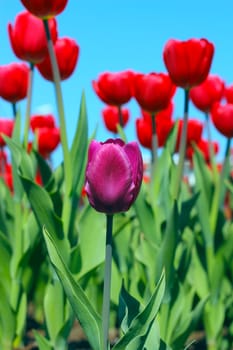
(1, 1), (233, 166)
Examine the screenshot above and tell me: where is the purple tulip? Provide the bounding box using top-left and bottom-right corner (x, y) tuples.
(85, 138), (143, 214)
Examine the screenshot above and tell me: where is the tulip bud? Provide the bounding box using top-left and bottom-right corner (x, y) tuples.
(85, 139), (143, 214)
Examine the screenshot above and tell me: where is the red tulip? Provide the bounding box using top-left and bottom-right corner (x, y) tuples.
(176, 119), (203, 151)
(186, 139), (219, 163)
(141, 101), (174, 122)
(136, 115), (174, 149)
(20, 0), (68, 19)
(190, 75), (225, 112)
(133, 72), (176, 113)
(1, 163), (13, 192)
(0, 119), (15, 147)
(36, 127), (60, 158)
(101, 106), (129, 133)
(36, 37), (80, 81)
(224, 84), (233, 104)
(211, 102), (233, 138)
(0, 62), (29, 103)
(92, 70), (134, 106)
(8, 11), (57, 63)
(30, 114), (56, 131)
(163, 38), (214, 89)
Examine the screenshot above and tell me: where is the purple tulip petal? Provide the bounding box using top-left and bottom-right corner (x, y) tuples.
(87, 140), (102, 164)
(86, 142), (135, 213)
(124, 142), (143, 198)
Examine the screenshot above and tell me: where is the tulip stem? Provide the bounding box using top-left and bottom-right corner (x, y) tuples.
(117, 105), (124, 128)
(12, 103), (17, 119)
(102, 214), (113, 350)
(205, 112), (217, 182)
(174, 88), (189, 200)
(23, 63), (34, 149)
(43, 19), (72, 236)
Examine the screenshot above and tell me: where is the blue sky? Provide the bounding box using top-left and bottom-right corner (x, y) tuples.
(1, 1), (233, 166)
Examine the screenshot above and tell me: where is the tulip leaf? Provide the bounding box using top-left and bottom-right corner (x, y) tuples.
(112, 271), (165, 350)
(42, 226), (103, 350)
(33, 331), (53, 350)
(70, 91), (88, 196)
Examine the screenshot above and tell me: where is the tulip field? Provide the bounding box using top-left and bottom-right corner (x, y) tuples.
(0, 1), (233, 350)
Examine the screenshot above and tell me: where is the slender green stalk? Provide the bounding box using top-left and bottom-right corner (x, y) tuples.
(210, 137), (232, 234)
(117, 105), (124, 128)
(204, 112), (217, 182)
(173, 89), (189, 200)
(23, 63), (34, 149)
(12, 103), (17, 118)
(43, 19), (72, 236)
(102, 214), (113, 350)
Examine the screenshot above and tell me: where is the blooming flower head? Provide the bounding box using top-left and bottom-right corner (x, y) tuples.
(190, 75), (225, 112)
(133, 72), (176, 113)
(30, 113), (56, 131)
(163, 38), (214, 89)
(92, 70), (134, 106)
(0, 119), (15, 147)
(20, 0), (68, 19)
(0, 62), (29, 103)
(85, 139), (143, 214)
(224, 84), (233, 104)
(8, 11), (57, 63)
(101, 106), (130, 133)
(211, 102), (233, 138)
(36, 37), (80, 81)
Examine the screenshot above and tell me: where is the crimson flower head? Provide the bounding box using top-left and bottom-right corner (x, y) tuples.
(176, 118), (203, 152)
(187, 138), (219, 163)
(92, 70), (134, 106)
(0, 119), (15, 147)
(211, 102), (233, 138)
(30, 114), (56, 131)
(85, 139), (143, 214)
(8, 11), (57, 63)
(20, 0), (68, 19)
(36, 127), (60, 158)
(224, 84), (233, 104)
(133, 72), (176, 113)
(101, 106), (130, 133)
(190, 75), (225, 112)
(0, 62), (29, 103)
(163, 38), (214, 89)
(36, 37), (80, 81)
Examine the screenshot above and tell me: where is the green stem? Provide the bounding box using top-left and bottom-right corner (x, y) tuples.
(43, 19), (72, 236)
(12, 103), (17, 118)
(173, 88), (189, 200)
(102, 214), (113, 350)
(210, 137), (231, 234)
(205, 112), (217, 182)
(23, 63), (34, 149)
(117, 105), (124, 128)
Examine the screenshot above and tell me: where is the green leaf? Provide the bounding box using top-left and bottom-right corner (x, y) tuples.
(43, 226), (103, 350)
(118, 281), (141, 334)
(0, 283), (16, 347)
(112, 271), (165, 350)
(34, 331), (52, 350)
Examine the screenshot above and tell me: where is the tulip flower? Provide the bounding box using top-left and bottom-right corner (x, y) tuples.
(8, 11), (57, 63)
(224, 84), (233, 104)
(175, 118), (203, 152)
(186, 138), (219, 164)
(133, 72), (176, 113)
(101, 106), (129, 133)
(36, 37), (80, 81)
(30, 113), (56, 131)
(141, 101), (174, 122)
(85, 139), (143, 214)
(190, 75), (225, 113)
(92, 71), (134, 106)
(20, 0), (68, 19)
(0, 62), (29, 103)
(136, 115), (174, 149)
(0, 119), (15, 147)
(163, 38), (214, 89)
(34, 127), (60, 158)
(211, 102), (233, 138)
